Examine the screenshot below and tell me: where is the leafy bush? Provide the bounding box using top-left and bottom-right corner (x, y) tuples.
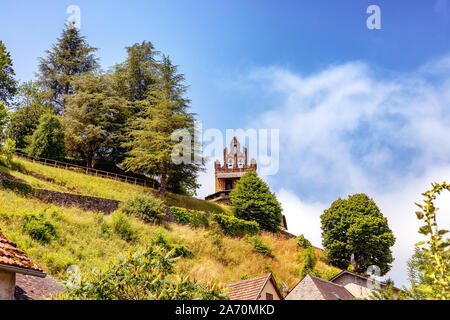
(111, 211), (135, 242)
(1, 138), (16, 164)
(204, 230), (224, 248)
(22, 212), (57, 244)
(246, 235), (274, 258)
(230, 170), (283, 232)
(212, 214), (259, 237)
(122, 194), (166, 224)
(296, 234), (312, 249)
(170, 207), (209, 228)
(299, 247), (317, 279)
(2, 178), (33, 196)
(319, 268), (342, 281)
(58, 246), (229, 300)
(26, 113), (66, 161)
(151, 232), (191, 258)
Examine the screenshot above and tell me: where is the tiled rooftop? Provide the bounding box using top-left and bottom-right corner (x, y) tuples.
(226, 273), (271, 300)
(0, 230), (44, 274)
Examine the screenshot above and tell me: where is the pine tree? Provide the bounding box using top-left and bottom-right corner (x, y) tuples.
(64, 73), (129, 168)
(0, 40), (17, 106)
(111, 41), (159, 104)
(230, 170), (283, 232)
(27, 113), (66, 160)
(37, 23), (98, 115)
(122, 56), (200, 197)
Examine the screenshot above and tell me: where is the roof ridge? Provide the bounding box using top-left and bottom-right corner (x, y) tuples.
(307, 274), (352, 300)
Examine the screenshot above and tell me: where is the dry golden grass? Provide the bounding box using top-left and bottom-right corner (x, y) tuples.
(0, 157), (339, 292)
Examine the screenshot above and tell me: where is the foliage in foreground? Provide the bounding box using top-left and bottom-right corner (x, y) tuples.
(57, 245), (229, 300)
(405, 182), (450, 300)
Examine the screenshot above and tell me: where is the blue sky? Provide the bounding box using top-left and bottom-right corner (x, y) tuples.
(2, 0), (450, 286)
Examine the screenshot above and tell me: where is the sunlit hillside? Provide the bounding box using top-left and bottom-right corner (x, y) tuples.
(0, 157), (340, 292)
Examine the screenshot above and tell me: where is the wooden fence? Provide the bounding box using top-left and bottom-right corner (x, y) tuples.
(15, 151), (157, 189)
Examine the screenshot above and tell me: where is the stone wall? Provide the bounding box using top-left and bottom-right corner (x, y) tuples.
(35, 189), (120, 214)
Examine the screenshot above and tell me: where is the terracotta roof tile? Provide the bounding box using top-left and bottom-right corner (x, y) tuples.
(0, 230), (44, 274)
(226, 274), (271, 300)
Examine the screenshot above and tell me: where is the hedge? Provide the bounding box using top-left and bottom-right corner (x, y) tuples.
(170, 207), (209, 228)
(212, 214), (259, 237)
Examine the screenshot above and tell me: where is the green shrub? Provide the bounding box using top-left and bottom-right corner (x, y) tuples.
(212, 214), (259, 237)
(170, 207), (209, 228)
(22, 212), (57, 244)
(299, 247), (317, 279)
(58, 246), (228, 300)
(111, 211), (135, 242)
(122, 194), (166, 224)
(319, 268), (341, 281)
(240, 274), (249, 280)
(151, 232), (191, 258)
(2, 178), (33, 196)
(205, 230), (224, 248)
(26, 113), (66, 161)
(246, 235), (274, 258)
(296, 234), (312, 249)
(230, 170), (283, 232)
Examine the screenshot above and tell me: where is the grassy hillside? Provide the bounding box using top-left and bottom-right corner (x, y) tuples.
(5, 157), (230, 214)
(0, 157), (339, 293)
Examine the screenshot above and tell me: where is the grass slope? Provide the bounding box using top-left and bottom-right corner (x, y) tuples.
(0, 157), (339, 292)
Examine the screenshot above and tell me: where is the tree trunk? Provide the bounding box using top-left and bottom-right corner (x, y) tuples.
(159, 173), (168, 197)
(87, 155), (93, 168)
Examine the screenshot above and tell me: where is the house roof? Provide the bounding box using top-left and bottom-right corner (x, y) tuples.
(226, 273), (283, 300)
(286, 274), (354, 300)
(0, 230), (45, 277)
(329, 270), (401, 292)
(15, 274), (64, 300)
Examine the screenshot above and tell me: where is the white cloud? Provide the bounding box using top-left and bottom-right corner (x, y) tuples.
(276, 189), (326, 247)
(249, 54), (450, 286)
(197, 54), (450, 286)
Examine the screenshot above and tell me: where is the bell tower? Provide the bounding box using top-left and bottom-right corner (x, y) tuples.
(205, 137), (257, 205)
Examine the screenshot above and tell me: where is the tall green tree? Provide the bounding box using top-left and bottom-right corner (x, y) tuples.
(26, 113), (66, 160)
(107, 41), (160, 164)
(0, 40), (17, 106)
(320, 194), (395, 275)
(122, 56), (200, 197)
(7, 81), (54, 149)
(111, 41), (159, 104)
(64, 73), (129, 168)
(230, 170), (283, 233)
(37, 23), (98, 115)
